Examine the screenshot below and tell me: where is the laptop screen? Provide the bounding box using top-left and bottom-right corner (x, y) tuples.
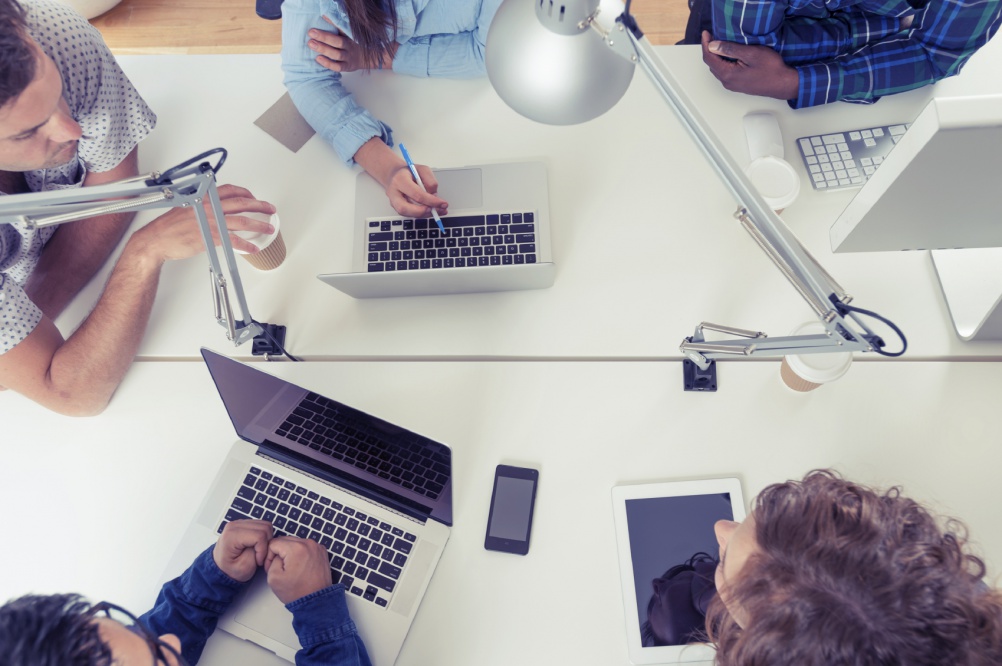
(201, 348), (453, 526)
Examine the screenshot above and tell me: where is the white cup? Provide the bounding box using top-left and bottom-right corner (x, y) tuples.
(232, 212), (286, 271)
(746, 156), (801, 213)
(780, 321), (853, 392)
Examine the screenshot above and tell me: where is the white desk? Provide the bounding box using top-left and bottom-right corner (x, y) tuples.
(4, 360), (1000, 665)
(51, 39), (1002, 361)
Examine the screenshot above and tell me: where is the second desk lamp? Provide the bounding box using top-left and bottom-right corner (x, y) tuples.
(485, 0), (906, 390)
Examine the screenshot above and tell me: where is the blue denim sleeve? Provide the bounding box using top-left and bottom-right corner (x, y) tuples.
(287, 585), (372, 666)
(138, 547), (248, 666)
(280, 0), (393, 165)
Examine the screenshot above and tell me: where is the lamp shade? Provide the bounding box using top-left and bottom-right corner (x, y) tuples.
(486, 0), (636, 125)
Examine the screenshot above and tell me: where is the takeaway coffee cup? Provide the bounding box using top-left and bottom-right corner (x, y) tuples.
(233, 211), (286, 271)
(780, 321), (853, 392)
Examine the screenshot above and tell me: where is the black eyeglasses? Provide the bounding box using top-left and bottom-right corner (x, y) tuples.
(88, 601), (190, 666)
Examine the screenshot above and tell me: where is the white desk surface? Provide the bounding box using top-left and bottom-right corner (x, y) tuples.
(4, 360), (1000, 665)
(51, 40), (1002, 361)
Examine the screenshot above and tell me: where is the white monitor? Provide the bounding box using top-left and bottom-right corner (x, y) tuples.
(830, 94), (1002, 253)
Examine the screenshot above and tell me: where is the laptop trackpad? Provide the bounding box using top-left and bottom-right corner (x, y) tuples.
(433, 168), (483, 210)
(232, 573), (301, 650)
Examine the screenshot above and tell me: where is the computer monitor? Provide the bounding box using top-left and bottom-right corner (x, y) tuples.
(828, 94), (1002, 341)
(830, 94), (1002, 253)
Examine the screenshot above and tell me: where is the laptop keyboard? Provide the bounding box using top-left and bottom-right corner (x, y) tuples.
(365, 211), (538, 272)
(277, 392), (450, 501)
(219, 465), (417, 609)
(796, 124), (909, 191)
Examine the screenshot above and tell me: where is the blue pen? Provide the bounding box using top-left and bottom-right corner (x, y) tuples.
(399, 143), (446, 234)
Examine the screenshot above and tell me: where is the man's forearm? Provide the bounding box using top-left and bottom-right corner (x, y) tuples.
(23, 210), (134, 320)
(23, 147), (140, 320)
(40, 236), (162, 413)
(0, 235), (164, 415)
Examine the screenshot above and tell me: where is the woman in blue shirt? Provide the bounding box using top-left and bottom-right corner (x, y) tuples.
(281, 0), (502, 217)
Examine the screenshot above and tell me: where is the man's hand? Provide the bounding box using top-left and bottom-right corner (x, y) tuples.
(265, 536), (333, 604)
(308, 16), (397, 73)
(127, 184), (276, 265)
(701, 31), (800, 101)
(213, 520), (273, 582)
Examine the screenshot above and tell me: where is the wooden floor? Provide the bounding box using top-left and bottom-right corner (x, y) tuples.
(91, 0), (689, 54)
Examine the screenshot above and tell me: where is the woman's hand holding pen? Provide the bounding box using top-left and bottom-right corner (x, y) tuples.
(387, 163), (448, 218)
(355, 138), (448, 218)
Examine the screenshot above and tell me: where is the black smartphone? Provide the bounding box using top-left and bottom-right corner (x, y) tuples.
(484, 464), (539, 555)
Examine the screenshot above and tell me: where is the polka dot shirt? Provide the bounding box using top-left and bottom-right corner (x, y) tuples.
(0, 0), (157, 354)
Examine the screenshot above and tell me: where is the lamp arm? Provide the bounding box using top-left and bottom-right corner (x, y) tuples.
(597, 17), (904, 368)
(0, 150), (264, 347)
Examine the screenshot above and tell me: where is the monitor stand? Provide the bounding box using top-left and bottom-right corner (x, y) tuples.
(931, 248), (1002, 341)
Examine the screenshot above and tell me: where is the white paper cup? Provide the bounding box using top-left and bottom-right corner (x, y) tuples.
(233, 212), (285, 271)
(746, 156), (800, 213)
(780, 321), (853, 392)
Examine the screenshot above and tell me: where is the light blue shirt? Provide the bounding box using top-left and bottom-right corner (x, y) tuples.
(281, 0), (502, 165)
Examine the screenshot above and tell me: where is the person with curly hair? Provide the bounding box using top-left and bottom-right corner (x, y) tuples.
(707, 470), (1002, 666)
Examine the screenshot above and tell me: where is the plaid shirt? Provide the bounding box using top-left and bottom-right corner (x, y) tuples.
(712, 0), (1002, 107)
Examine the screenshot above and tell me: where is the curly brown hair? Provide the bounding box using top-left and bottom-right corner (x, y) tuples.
(706, 470), (1002, 666)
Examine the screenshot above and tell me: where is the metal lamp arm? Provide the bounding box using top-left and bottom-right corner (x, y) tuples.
(0, 150), (263, 346)
(592, 15), (903, 368)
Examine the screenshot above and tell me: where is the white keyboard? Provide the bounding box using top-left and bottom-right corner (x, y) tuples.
(796, 124), (909, 191)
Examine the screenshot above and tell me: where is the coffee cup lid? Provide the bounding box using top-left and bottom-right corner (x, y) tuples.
(746, 156), (800, 211)
(232, 212), (280, 255)
(784, 321), (853, 384)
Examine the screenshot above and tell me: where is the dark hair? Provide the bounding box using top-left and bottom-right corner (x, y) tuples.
(341, 0), (397, 70)
(0, 0), (35, 109)
(706, 470), (1002, 666)
(0, 594), (112, 666)
(642, 551), (716, 647)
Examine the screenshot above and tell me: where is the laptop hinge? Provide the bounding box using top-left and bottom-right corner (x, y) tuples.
(256, 442), (433, 525)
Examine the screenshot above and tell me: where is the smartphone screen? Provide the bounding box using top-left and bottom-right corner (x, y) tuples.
(485, 464), (539, 555)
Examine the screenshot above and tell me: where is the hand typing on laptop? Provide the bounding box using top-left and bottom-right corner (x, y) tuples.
(0, 520), (372, 666)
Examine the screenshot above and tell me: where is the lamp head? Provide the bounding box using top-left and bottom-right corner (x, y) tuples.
(486, 0), (636, 125)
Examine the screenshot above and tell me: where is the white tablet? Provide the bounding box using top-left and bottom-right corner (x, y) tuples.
(612, 478), (746, 665)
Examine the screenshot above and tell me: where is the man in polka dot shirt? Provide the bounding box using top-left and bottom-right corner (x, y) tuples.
(0, 0), (275, 415)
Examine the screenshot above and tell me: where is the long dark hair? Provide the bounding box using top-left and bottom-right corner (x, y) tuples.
(342, 0), (398, 70)
(706, 470), (1002, 665)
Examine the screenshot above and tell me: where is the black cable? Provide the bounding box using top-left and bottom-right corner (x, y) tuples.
(620, 0), (643, 37)
(833, 300), (908, 357)
(253, 319), (301, 362)
(152, 147), (228, 185)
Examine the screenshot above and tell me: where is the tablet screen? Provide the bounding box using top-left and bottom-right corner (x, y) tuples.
(624, 493), (734, 648)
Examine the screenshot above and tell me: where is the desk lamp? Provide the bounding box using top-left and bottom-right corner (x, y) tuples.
(0, 149), (290, 356)
(486, 0), (906, 390)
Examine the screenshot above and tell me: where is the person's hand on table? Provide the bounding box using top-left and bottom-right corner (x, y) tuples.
(308, 16), (398, 73)
(265, 536), (334, 604)
(213, 519), (274, 582)
(700, 31), (800, 101)
(387, 163), (449, 218)
(128, 184), (276, 264)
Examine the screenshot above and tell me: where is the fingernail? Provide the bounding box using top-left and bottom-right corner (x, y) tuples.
(308, 29), (318, 37)
(308, 40), (318, 49)
(709, 41), (721, 52)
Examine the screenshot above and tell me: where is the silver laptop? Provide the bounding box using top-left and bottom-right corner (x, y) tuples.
(162, 349), (452, 665)
(318, 161), (556, 298)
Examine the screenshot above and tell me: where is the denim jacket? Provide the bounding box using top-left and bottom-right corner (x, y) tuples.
(281, 0), (502, 164)
(139, 547), (371, 665)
